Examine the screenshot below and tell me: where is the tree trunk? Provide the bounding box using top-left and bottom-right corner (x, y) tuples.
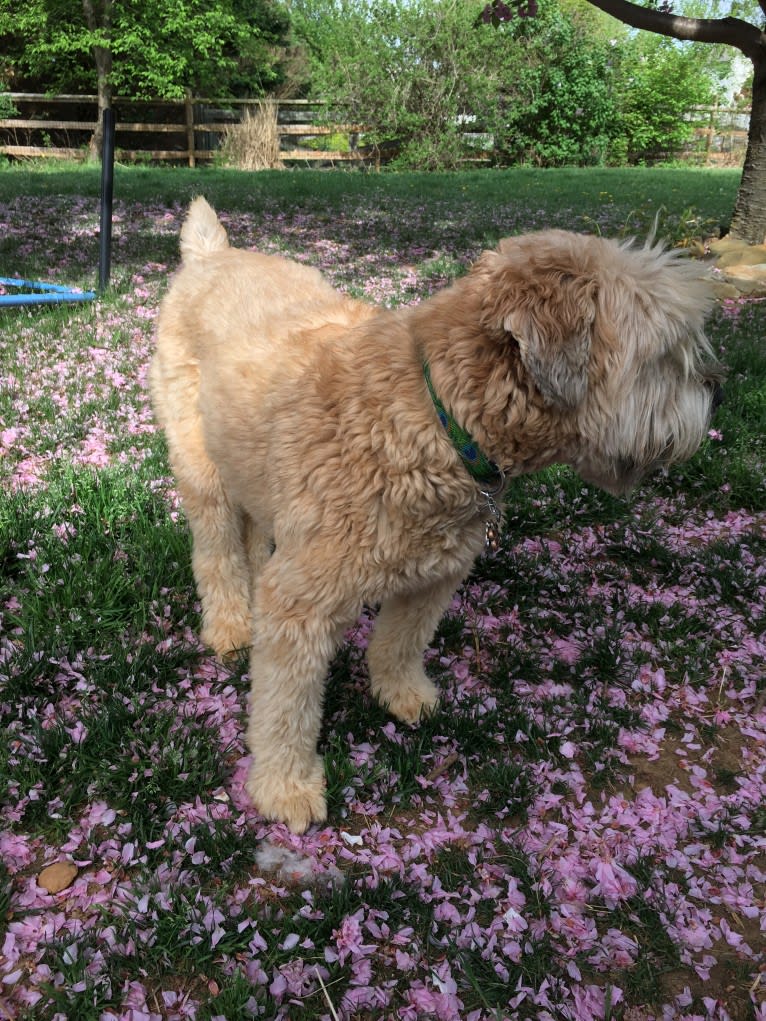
(83, 0), (113, 161)
(88, 50), (113, 161)
(729, 57), (766, 244)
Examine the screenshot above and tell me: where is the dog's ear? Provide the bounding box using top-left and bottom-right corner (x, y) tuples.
(504, 276), (596, 410)
(480, 242), (598, 410)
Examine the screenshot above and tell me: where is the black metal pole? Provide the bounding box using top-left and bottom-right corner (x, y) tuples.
(99, 107), (115, 294)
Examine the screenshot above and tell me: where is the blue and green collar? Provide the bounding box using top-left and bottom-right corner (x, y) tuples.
(423, 361), (505, 492)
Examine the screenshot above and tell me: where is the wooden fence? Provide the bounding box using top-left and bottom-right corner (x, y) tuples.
(0, 92), (751, 167)
(687, 104), (749, 166)
(0, 92), (368, 166)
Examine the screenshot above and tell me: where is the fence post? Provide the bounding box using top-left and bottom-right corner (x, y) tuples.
(705, 103), (717, 163)
(185, 89), (196, 168)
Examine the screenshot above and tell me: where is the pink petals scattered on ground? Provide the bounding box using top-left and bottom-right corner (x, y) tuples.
(0, 193), (765, 1020)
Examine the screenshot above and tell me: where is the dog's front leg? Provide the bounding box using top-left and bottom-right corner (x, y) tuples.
(367, 574), (464, 724)
(244, 556), (352, 833)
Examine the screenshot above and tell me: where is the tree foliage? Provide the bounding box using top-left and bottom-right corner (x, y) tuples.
(608, 32), (719, 162)
(493, 3), (618, 165)
(291, 0), (517, 169)
(291, 0), (726, 168)
(0, 0), (290, 99)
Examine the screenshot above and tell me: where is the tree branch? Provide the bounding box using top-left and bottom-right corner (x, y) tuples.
(584, 0), (766, 63)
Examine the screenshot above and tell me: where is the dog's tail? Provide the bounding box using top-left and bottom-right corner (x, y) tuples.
(180, 196), (229, 263)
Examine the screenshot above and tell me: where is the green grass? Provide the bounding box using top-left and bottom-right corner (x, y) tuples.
(0, 466), (194, 653)
(0, 161), (742, 284)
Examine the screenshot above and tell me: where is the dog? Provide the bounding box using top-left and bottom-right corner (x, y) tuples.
(151, 197), (724, 833)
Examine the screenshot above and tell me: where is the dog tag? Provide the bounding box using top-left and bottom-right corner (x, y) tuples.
(485, 520), (500, 553)
(482, 489), (503, 555)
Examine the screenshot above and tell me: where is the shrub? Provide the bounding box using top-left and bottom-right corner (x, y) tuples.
(291, 0), (515, 170)
(491, 4), (617, 166)
(608, 34), (722, 163)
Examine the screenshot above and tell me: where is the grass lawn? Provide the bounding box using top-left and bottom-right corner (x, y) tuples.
(0, 163), (764, 1021)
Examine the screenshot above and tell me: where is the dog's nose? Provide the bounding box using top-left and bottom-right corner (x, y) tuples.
(710, 382), (724, 413)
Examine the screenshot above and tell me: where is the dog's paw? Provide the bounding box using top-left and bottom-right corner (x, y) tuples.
(246, 759), (327, 834)
(201, 615), (252, 659)
(372, 672), (439, 725)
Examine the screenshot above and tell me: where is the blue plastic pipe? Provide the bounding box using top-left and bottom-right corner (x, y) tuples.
(1, 105), (114, 307)
(0, 277), (96, 306)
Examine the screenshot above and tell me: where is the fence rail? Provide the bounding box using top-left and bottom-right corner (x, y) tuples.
(686, 104), (749, 166)
(0, 92), (751, 168)
(0, 92), (369, 166)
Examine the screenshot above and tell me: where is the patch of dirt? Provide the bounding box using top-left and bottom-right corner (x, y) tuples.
(626, 736), (697, 797)
(659, 957), (765, 1021)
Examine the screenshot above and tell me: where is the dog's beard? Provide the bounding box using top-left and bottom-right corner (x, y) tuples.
(575, 372), (721, 496)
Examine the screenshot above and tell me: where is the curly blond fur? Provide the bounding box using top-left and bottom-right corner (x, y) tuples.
(151, 197), (723, 832)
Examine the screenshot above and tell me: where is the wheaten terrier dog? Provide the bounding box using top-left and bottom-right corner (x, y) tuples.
(151, 197), (723, 833)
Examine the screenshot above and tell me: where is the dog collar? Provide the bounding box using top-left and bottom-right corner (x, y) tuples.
(423, 361), (505, 553)
(423, 361), (504, 489)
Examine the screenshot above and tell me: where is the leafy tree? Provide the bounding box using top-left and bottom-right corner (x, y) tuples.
(0, 0), (291, 155)
(608, 32), (721, 162)
(291, 0), (519, 169)
(492, 2), (619, 165)
(487, 0), (766, 241)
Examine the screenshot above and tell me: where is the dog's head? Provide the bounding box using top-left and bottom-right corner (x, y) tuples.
(474, 230), (724, 494)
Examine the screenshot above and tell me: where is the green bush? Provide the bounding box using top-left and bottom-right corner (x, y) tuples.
(608, 34), (721, 163)
(0, 91), (17, 119)
(291, 0), (517, 169)
(492, 4), (617, 166)
(287, 0), (728, 169)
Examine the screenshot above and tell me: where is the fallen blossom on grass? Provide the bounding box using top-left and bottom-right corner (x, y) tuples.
(0, 187), (765, 1021)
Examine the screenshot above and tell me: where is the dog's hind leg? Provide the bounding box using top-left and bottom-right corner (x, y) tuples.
(367, 575), (463, 724)
(152, 345), (252, 657)
(161, 405), (253, 658)
(179, 479), (253, 658)
(244, 551), (357, 833)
